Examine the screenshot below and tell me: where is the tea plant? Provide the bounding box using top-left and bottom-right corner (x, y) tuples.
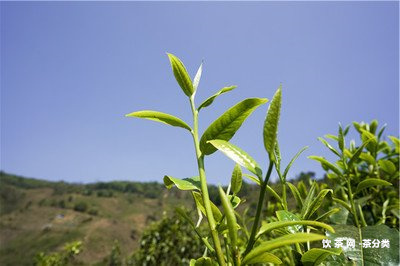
(126, 54), (335, 265)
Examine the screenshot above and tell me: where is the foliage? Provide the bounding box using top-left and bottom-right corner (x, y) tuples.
(127, 210), (204, 266)
(126, 54), (350, 265)
(34, 241), (82, 266)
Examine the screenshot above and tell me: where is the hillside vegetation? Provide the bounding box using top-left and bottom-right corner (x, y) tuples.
(0, 171), (273, 265)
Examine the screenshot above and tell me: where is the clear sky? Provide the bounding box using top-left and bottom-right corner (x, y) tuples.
(1, 2), (398, 184)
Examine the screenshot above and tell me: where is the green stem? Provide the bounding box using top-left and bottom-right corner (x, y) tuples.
(243, 161), (274, 256)
(282, 181), (288, 210)
(347, 179), (360, 228)
(190, 97), (226, 266)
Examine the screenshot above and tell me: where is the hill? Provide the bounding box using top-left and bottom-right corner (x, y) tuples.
(0, 172), (194, 265)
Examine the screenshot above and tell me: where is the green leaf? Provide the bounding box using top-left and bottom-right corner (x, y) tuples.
(378, 160), (396, 175)
(219, 187), (237, 247)
(167, 53), (194, 97)
(192, 257), (217, 266)
(243, 173), (261, 185)
(301, 182), (318, 218)
(347, 138), (374, 168)
(163, 175), (200, 191)
(276, 210), (302, 233)
(389, 136), (400, 153)
(193, 62), (203, 92)
(332, 197), (352, 213)
(318, 137), (340, 157)
(308, 156), (342, 176)
(227, 195), (241, 208)
(263, 86), (282, 159)
(125, 110), (191, 131)
(283, 146), (309, 179)
(355, 178), (392, 194)
(359, 153), (375, 165)
(325, 134), (339, 141)
(316, 208), (340, 222)
(242, 252), (282, 265)
(338, 124), (345, 152)
(242, 233), (325, 265)
(200, 98), (267, 155)
(287, 182), (304, 210)
(198, 86), (237, 111)
(303, 189), (332, 219)
(257, 220), (334, 239)
(208, 140), (263, 179)
(326, 225), (399, 265)
(230, 164), (242, 195)
(192, 192), (222, 221)
(301, 248), (342, 266)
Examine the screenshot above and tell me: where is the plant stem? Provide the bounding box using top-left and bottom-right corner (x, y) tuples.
(190, 97), (226, 266)
(243, 161), (274, 256)
(347, 179), (360, 228)
(282, 181), (288, 210)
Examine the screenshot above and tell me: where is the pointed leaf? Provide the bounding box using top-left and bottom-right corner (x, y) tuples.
(125, 110), (191, 131)
(355, 178), (392, 194)
(257, 220), (334, 238)
(301, 182), (317, 218)
(198, 86), (237, 111)
(164, 175), (200, 191)
(208, 140), (263, 178)
(200, 98), (267, 155)
(378, 160), (396, 175)
(263, 86), (282, 159)
(243, 173), (261, 185)
(287, 182), (304, 210)
(308, 156), (342, 176)
(219, 187), (237, 247)
(347, 138), (374, 168)
(316, 208), (340, 222)
(283, 146), (309, 179)
(338, 124), (345, 152)
(301, 248), (342, 266)
(318, 137), (340, 157)
(192, 191), (222, 221)
(230, 164), (242, 195)
(193, 62), (203, 92)
(167, 53), (194, 97)
(242, 233), (325, 265)
(243, 252), (282, 265)
(303, 189), (332, 219)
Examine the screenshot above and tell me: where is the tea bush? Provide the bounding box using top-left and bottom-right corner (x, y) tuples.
(126, 54), (399, 265)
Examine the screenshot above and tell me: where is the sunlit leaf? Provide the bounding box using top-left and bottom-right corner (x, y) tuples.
(283, 146), (308, 179)
(355, 178), (392, 194)
(125, 110), (191, 131)
(263, 86), (282, 159)
(219, 187), (237, 247)
(193, 62), (203, 92)
(208, 140), (263, 178)
(230, 164), (242, 195)
(308, 156), (342, 176)
(198, 86), (237, 111)
(192, 192), (222, 221)
(242, 252), (282, 265)
(164, 175), (200, 191)
(242, 233), (325, 265)
(200, 98), (267, 155)
(378, 160), (396, 175)
(167, 53), (194, 97)
(287, 182), (304, 210)
(301, 248), (342, 266)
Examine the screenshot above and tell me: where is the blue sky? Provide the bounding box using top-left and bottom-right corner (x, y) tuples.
(1, 2), (398, 184)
